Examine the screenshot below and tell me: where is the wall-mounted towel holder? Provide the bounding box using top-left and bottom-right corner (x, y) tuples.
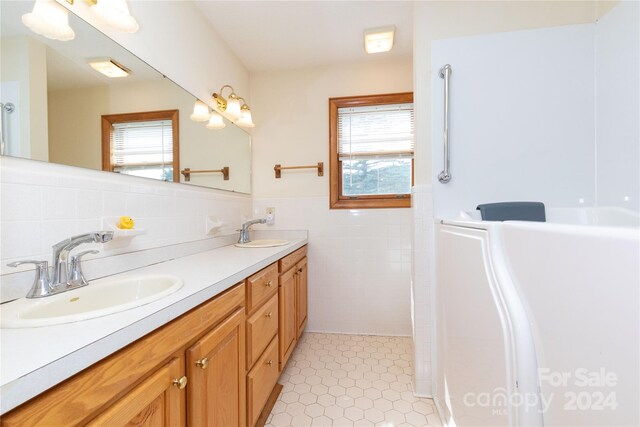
(181, 167), (229, 182)
(274, 162), (323, 178)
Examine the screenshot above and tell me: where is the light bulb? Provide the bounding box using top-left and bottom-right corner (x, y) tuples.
(22, 0), (75, 41)
(90, 0), (139, 33)
(236, 108), (255, 128)
(190, 100), (210, 122)
(225, 96), (242, 121)
(206, 112), (226, 130)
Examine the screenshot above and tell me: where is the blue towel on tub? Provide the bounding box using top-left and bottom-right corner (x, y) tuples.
(476, 202), (546, 222)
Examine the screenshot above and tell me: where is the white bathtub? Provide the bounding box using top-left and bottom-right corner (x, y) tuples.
(434, 207), (639, 427)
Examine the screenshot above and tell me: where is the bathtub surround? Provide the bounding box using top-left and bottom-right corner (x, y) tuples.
(430, 1), (638, 218)
(431, 23), (597, 218)
(595, 1), (640, 212)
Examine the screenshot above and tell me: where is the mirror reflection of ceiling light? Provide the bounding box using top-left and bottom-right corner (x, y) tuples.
(206, 112), (226, 130)
(90, 0), (139, 33)
(212, 85), (255, 128)
(364, 26), (395, 54)
(22, 0), (75, 41)
(88, 58), (130, 78)
(190, 100), (211, 122)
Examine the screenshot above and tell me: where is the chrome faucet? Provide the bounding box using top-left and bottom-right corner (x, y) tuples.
(51, 231), (114, 285)
(7, 231), (113, 298)
(237, 219), (266, 244)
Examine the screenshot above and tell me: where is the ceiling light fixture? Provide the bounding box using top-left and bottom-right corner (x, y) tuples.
(22, 0), (75, 41)
(364, 26), (395, 54)
(90, 0), (139, 33)
(88, 58), (130, 78)
(190, 100), (211, 122)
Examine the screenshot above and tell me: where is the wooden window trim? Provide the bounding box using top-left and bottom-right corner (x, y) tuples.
(101, 109), (180, 182)
(329, 92), (413, 209)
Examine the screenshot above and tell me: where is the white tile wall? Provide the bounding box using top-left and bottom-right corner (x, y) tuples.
(0, 157), (251, 300)
(412, 184), (434, 396)
(252, 196), (412, 337)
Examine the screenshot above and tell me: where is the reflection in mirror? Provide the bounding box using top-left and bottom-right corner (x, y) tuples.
(0, 1), (251, 193)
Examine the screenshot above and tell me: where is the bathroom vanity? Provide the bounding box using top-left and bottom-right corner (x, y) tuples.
(0, 241), (308, 427)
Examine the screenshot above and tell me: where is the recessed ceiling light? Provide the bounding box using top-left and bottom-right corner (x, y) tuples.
(88, 58), (130, 78)
(364, 26), (395, 54)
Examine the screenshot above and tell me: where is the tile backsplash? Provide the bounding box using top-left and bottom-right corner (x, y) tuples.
(0, 157), (251, 300)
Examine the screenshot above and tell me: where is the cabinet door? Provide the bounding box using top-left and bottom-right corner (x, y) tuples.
(86, 356), (185, 427)
(186, 308), (246, 427)
(278, 267), (297, 370)
(296, 257), (308, 338)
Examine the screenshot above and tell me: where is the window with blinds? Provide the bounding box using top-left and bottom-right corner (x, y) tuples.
(102, 110), (179, 182)
(330, 93), (414, 209)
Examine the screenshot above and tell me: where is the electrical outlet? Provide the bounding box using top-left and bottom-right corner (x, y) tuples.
(265, 207), (275, 225)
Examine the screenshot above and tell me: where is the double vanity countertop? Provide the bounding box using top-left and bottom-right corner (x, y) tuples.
(0, 236), (308, 415)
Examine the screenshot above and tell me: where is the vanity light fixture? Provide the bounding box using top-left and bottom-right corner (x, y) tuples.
(364, 26), (395, 54)
(212, 85), (242, 122)
(22, 0), (75, 41)
(89, 0), (139, 33)
(206, 112), (226, 130)
(235, 99), (255, 128)
(88, 58), (130, 78)
(190, 100), (211, 122)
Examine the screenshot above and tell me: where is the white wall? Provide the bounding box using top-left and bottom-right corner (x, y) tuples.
(595, 0), (640, 212)
(0, 36), (49, 160)
(250, 58), (414, 336)
(431, 23), (597, 218)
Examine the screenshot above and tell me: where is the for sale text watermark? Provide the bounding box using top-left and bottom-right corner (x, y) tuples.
(462, 368), (619, 413)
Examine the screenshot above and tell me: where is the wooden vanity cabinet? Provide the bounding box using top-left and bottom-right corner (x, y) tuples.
(2, 245), (308, 427)
(186, 307), (246, 427)
(1, 283), (245, 427)
(295, 256), (308, 338)
(278, 266), (297, 370)
(277, 245), (308, 370)
(85, 355), (186, 427)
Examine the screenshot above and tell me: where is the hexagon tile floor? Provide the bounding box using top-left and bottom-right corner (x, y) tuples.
(265, 333), (442, 427)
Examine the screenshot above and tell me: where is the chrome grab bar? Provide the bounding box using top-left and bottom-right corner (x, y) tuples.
(438, 64), (452, 183)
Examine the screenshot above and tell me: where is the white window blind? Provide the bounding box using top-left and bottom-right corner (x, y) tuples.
(111, 119), (173, 168)
(337, 103), (414, 160)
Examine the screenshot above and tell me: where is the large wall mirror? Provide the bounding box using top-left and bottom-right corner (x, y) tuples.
(0, 1), (251, 193)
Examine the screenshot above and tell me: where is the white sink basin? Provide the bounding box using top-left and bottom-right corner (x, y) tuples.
(235, 239), (290, 248)
(1, 274), (183, 328)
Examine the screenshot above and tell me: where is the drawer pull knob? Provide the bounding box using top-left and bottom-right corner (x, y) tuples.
(267, 360), (273, 367)
(265, 280), (273, 287)
(173, 376), (188, 389)
(196, 357), (209, 369)
(298, 268), (303, 273)
(266, 312), (273, 318)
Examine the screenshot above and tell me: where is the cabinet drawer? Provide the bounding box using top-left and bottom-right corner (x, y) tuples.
(246, 294), (278, 368)
(247, 337), (279, 427)
(246, 263), (278, 314)
(278, 246), (307, 273)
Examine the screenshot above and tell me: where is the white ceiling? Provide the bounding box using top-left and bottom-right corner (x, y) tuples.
(194, 1), (414, 72)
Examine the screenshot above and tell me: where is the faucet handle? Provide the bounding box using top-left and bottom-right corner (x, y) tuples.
(69, 250), (99, 287)
(7, 260), (53, 299)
